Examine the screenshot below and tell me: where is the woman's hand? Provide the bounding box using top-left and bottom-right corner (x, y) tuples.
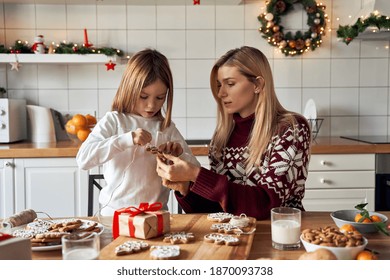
(161, 179), (190, 196)
(156, 153), (200, 183)
(158, 141), (183, 157)
(132, 128), (152, 146)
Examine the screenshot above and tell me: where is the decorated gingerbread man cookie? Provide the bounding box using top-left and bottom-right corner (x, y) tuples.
(204, 233), (240, 246)
(207, 212), (234, 223)
(115, 241), (149, 256)
(163, 232), (195, 244)
(150, 245), (180, 260)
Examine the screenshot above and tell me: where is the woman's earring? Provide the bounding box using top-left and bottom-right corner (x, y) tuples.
(255, 90), (259, 94)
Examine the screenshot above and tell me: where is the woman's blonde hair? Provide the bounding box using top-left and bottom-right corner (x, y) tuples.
(210, 46), (303, 167)
(111, 48), (173, 130)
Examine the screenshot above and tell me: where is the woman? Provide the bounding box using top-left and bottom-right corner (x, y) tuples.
(156, 46), (311, 220)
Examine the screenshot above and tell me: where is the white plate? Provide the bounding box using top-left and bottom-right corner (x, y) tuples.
(14, 219), (104, 252)
(303, 99), (317, 120)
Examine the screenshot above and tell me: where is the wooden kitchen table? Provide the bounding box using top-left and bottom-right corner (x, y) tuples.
(29, 212), (390, 260)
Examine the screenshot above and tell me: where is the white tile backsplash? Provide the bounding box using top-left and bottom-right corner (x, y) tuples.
(187, 30), (215, 59)
(2, 0), (390, 139)
(157, 6), (185, 29)
(36, 5), (66, 29)
(186, 4), (215, 29)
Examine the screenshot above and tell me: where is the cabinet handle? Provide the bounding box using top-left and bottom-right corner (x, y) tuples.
(320, 178), (327, 184)
(4, 161), (14, 168)
(320, 160), (327, 166)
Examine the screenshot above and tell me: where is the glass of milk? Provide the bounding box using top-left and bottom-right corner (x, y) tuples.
(271, 207), (301, 250)
(62, 232), (100, 260)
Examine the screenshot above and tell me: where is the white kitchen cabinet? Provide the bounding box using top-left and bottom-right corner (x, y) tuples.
(303, 154), (375, 211)
(0, 159), (15, 218)
(13, 158), (89, 217)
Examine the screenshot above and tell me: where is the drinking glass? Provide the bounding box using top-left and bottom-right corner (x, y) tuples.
(62, 232), (100, 260)
(271, 207), (301, 250)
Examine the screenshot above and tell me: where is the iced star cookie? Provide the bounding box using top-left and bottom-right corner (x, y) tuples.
(207, 212), (234, 223)
(150, 245), (180, 260)
(163, 232), (195, 244)
(115, 241), (149, 256)
(204, 233), (240, 246)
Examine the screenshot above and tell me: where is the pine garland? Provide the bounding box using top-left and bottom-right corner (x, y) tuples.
(337, 13), (390, 45)
(258, 0), (327, 56)
(0, 40), (124, 57)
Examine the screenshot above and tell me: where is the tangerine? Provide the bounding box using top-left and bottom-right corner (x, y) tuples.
(65, 119), (77, 135)
(370, 215), (382, 222)
(354, 213), (372, 223)
(85, 114), (97, 126)
(356, 250), (377, 260)
(72, 114), (87, 129)
(77, 128), (91, 142)
(339, 224), (358, 233)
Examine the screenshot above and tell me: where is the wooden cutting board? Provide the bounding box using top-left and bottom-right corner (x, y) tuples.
(99, 214), (256, 260)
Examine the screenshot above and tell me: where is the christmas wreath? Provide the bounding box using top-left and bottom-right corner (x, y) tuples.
(337, 12), (390, 45)
(258, 0), (327, 56)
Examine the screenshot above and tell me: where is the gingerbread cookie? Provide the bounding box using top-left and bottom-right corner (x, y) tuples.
(163, 232), (195, 244)
(115, 241), (149, 256)
(210, 223), (240, 234)
(204, 233), (240, 246)
(229, 214), (250, 228)
(150, 245), (180, 260)
(207, 212), (234, 223)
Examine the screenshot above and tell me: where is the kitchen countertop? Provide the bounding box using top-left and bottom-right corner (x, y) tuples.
(0, 137), (389, 159)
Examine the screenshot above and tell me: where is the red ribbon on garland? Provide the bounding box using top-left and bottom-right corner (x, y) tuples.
(112, 202), (163, 239)
(193, 0), (200, 5)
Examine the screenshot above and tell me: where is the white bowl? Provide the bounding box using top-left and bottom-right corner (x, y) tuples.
(330, 210), (388, 233)
(300, 235), (367, 260)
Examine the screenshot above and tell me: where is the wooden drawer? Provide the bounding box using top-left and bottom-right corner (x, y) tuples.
(303, 189), (375, 211)
(309, 154), (375, 171)
(306, 170), (375, 189)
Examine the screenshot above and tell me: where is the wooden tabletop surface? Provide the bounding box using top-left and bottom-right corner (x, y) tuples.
(29, 211), (390, 260)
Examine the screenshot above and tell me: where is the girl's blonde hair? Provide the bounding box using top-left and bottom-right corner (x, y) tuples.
(111, 48), (173, 130)
(210, 46), (305, 167)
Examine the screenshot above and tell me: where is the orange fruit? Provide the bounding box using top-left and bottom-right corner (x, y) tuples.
(77, 128), (91, 142)
(370, 215), (382, 223)
(65, 119), (77, 135)
(356, 250), (378, 260)
(72, 114), (87, 129)
(354, 213), (372, 223)
(85, 114), (97, 126)
(339, 224), (358, 233)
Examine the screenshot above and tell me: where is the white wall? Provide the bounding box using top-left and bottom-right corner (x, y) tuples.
(1, 0), (389, 139)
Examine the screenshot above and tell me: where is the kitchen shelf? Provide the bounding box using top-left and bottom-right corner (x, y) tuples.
(0, 53), (119, 64)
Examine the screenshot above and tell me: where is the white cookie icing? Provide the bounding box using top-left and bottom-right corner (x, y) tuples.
(115, 241), (149, 255)
(207, 212), (234, 222)
(163, 232), (195, 244)
(150, 245), (180, 259)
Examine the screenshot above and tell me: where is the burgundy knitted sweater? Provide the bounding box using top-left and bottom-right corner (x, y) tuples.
(176, 113), (311, 220)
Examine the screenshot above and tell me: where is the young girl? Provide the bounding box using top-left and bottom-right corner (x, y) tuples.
(76, 49), (199, 216)
(156, 46), (311, 220)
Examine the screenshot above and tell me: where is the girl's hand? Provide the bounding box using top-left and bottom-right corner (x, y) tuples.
(132, 128), (152, 146)
(158, 141), (183, 157)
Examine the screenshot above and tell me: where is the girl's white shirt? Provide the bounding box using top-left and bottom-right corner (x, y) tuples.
(76, 111), (199, 216)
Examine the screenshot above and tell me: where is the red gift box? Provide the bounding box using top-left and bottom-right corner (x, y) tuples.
(112, 202), (170, 239)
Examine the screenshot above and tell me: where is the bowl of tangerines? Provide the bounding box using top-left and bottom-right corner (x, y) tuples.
(331, 203), (389, 234)
(65, 113), (97, 144)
